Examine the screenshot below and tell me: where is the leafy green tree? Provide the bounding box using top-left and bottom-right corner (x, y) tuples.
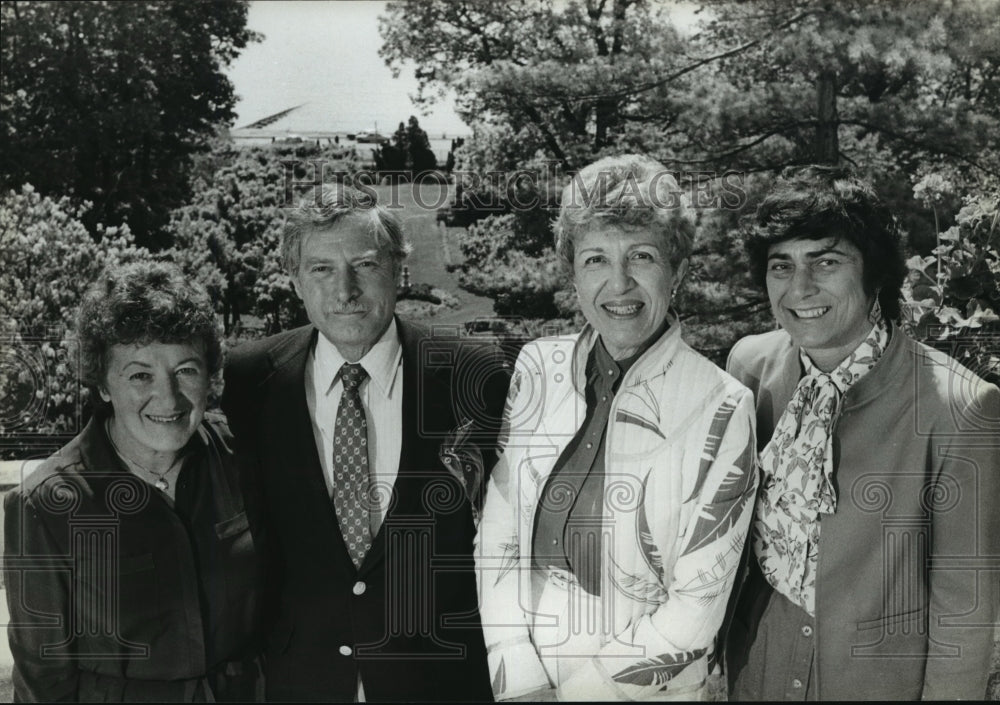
(373, 115), (438, 174)
(680, 0), (1000, 176)
(0, 0), (257, 247)
(381, 0), (1000, 363)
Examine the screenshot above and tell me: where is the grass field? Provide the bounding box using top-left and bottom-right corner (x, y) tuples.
(371, 182), (497, 327)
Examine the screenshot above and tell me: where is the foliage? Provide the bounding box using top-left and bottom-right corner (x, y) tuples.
(373, 115), (439, 174)
(380, 0), (693, 172)
(0, 0), (257, 246)
(453, 214), (569, 319)
(902, 179), (1000, 384)
(686, 0), (1000, 174)
(0, 185), (147, 451)
(676, 176), (776, 366)
(167, 143), (360, 335)
(381, 0), (1000, 365)
(380, 0), (1000, 174)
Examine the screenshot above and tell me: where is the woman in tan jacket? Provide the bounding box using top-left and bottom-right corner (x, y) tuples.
(725, 166), (999, 700)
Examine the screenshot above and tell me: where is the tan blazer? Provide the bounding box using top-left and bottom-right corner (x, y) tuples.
(725, 325), (1000, 700)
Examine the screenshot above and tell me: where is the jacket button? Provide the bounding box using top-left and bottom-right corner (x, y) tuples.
(339, 645), (353, 656)
(353, 581), (366, 596)
(801, 625), (813, 637)
(792, 678), (803, 689)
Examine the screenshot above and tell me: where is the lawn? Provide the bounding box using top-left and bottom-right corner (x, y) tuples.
(370, 182), (497, 327)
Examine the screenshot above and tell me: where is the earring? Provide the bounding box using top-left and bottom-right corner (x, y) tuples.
(868, 292), (883, 325)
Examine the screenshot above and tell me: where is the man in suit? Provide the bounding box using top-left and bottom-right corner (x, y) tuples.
(222, 183), (507, 702)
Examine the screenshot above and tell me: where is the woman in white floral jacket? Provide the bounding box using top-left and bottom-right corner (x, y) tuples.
(475, 155), (758, 701)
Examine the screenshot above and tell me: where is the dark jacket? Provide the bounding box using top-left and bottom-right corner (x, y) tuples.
(725, 325), (1000, 700)
(221, 318), (508, 702)
(3, 413), (266, 702)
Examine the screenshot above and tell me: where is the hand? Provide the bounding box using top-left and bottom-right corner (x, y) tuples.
(505, 686), (558, 702)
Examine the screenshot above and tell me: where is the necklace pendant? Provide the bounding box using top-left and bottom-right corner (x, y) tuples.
(155, 478), (169, 492)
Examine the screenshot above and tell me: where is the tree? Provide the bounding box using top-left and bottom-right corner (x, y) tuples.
(166, 141), (363, 335)
(379, 0), (774, 357)
(0, 185), (147, 448)
(380, 0), (700, 172)
(677, 0), (1000, 177)
(373, 115), (438, 174)
(0, 1), (257, 247)
(902, 177), (1000, 384)
(380, 0), (1000, 363)
(406, 115), (438, 172)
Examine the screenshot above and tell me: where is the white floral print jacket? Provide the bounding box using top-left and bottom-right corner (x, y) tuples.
(476, 322), (758, 701)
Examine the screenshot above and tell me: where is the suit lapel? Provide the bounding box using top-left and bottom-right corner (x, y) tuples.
(263, 327), (355, 569)
(265, 327), (330, 500)
(395, 317), (426, 481)
(359, 318), (435, 576)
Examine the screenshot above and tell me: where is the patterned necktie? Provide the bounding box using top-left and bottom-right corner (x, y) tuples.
(333, 362), (372, 569)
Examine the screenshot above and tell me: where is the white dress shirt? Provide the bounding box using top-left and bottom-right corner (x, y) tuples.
(304, 319), (403, 534)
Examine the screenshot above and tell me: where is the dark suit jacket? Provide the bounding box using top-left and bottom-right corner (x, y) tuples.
(222, 318), (508, 702)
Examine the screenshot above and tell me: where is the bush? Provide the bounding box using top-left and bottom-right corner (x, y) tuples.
(0, 185), (147, 455)
(166, 143), (363, 335)
(902, 183), (1000, 384)
(398, 282), (442, 304)
(454, 214), (571, 319)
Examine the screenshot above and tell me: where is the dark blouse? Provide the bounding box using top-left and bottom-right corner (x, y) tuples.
(2, 412), (266, 702)
(531, 338), (645, 596)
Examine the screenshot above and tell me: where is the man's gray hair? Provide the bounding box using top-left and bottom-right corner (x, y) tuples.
(281, 183), (412, 275)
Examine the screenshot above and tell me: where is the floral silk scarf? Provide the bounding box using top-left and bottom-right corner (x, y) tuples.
(752, 321), (889, 616)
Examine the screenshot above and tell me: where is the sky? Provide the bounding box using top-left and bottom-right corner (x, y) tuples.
(226, 1), (468, 137)
(226, 0), (705, 138)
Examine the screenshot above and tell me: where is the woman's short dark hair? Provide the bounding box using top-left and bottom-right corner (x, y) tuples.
(743, 165), (907, 321)
(77, 261), (222, 410)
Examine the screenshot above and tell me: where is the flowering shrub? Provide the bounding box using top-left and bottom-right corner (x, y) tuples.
(1, 185), (147, 453)
(170, 143), (368, 334)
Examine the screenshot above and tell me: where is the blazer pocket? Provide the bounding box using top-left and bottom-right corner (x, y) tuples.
(216, 511), (250, 540)
(856, 603), (928, 632)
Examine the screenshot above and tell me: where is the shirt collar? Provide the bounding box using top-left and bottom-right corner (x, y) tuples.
(313, 318), (402, 399)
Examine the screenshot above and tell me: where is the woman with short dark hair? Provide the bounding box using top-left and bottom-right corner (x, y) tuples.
(725, 166), (1000, 700)
(3, 261), (266, 702)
